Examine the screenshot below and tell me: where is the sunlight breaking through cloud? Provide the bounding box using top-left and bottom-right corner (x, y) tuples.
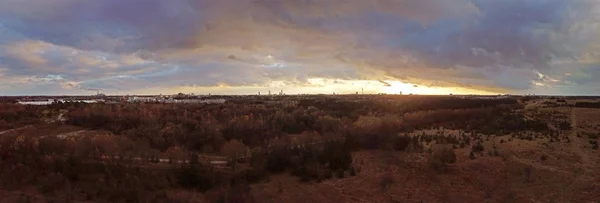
(0, 0), (599, 95)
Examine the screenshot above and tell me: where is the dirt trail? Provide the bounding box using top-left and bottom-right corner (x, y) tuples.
(54, 130), (88, 139)
(56, 112), (66, 122)
(0, 125), (33, 136)
(569, 109), (593, 175)
(562, 108), (597, 201)
(44, 111), (67, 123)
(510, 156), (573, 175)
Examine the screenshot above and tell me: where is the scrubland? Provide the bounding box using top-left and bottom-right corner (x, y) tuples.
(0, 95), (598, 202)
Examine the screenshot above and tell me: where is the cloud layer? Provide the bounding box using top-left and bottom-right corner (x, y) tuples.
(1, 0), (600, 95)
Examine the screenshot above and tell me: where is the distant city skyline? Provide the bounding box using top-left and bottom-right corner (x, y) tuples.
(1, 0), (600, 95)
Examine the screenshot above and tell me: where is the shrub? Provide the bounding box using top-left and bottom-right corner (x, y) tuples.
(336, 170), (345, 179)
(325, 171), (333, 179)
(266, 148), (292, 173)
(590, 140), (599, 150)
(220, 139), (247, 160)
(558, 121), (571, 130)
(244, 167), (267, 184)
(428, 145), (456, 172)
(390, 135), (412, 151)
(428, 157), (445, 171)
(174, 164), (214, 192)
(472, 141), (485, 153)
(278, 182), (283, 193)
(524, 167), (532, 183)
(349, 167), (357, 176)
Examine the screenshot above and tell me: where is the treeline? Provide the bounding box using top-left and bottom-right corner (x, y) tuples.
(0, 104), (47, 130)
(0, 97), (18, 103)
(575, 101), (600, 108)
(0, 97), (545, 154)
(403, 107), (547, 134)
(296, 97), (519, 117)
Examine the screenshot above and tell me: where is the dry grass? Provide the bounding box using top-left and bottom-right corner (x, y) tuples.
(0, 123), (87, 138)
(2, 100), (599, 202)
(247, 147), (597, 202)
(245, 104), (600, 203)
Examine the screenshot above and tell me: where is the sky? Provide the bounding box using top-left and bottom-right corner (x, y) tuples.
(1, 0), (600, 96)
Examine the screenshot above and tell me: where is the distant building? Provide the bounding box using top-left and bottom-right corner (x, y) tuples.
(127, 97), (227, 104)
(18, 99), (103, 105)
(127, 97), (157, 103)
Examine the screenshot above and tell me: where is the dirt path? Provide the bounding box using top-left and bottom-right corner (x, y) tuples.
(44, 111), (67, 124)
(562, 108), (596, 202)
(0, 125), (33, 136)
(56, 111), (66, 122)
(569, 109), (593, 175)
(510, 156), (573, 175)
(55, 130), (88, 139)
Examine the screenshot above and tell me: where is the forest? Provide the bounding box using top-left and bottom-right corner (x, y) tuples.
(0, 96), (552, 202)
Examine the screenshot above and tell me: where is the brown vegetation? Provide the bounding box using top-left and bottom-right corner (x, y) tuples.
(0, 95), (598, 202)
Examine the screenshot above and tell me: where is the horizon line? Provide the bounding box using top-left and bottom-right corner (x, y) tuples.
(2, 93), (600, 97)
